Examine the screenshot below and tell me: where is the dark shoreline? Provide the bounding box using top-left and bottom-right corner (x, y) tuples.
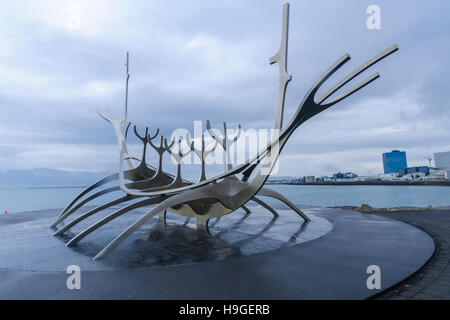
(331, 204), (450, 213)
(267, 181), (450, 186)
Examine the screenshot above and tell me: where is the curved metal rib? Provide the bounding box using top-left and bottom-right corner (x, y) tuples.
(54, 171), (189, 228)
(51, 186), (121, 228)
(55, 122), (159, 223)
(251, 197), (279, 217)
(56, 173), (119, 218)
(242, 205), (251, 214)
(53, 195), (137, 236)
(66, 196), (162, 247)
(258, 187), (309, 221)
(93, 187), (226, 259)
(317, 45), (398, 105)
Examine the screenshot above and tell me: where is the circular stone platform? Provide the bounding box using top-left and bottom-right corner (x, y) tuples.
(0, 206), (332, 271)
(0, 205), (434, 299)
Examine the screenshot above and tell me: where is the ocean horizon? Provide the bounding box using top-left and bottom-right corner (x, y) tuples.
(1, 184), (450, 214)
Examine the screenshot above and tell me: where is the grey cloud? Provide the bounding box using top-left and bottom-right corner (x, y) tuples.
(0, 0), (449, 177)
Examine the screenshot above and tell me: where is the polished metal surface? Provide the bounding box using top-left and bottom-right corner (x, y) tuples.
(271, 2), (291, 130)
(52, 2), (398, 259)
(205, 120), (242, 171)
(186, 133), (218, 182)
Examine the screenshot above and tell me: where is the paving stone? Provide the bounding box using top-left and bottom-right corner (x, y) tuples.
(373, 210), (450, 300)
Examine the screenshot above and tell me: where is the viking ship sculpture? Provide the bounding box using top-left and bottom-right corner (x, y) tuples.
(51, 3), (398, 260)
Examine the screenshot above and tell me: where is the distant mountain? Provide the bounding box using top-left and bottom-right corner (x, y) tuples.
(0, 168), (111, 188)
(0, 169), (303, 188)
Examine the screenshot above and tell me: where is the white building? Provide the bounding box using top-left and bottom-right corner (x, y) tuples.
(400, 172), (426, 181)
(356, 176), (378, 182)
(428, 168), (450, 180)
(378, 173), (401, 181)
(379, 172), (426, 181)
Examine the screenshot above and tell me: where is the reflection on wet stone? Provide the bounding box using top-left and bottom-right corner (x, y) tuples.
(0, 207), (332, 271)
(102, 207), (333, 269)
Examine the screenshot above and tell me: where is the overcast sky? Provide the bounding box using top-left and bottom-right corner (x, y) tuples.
(0, 0), (449, 178)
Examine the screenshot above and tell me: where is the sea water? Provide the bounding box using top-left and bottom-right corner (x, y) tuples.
(1, 185), (449, 213)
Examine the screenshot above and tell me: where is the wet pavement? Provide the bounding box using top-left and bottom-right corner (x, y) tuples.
(372, 209), (450, 300)
(0, 206), (435, 299)
(0, 205), (331, 271)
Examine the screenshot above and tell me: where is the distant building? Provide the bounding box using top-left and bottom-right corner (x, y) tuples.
(434, 151), (450, 169)
(380, 172), (425, 181)
(397, 166), (430, 176)
(428, 168), (450, 180)
(332, 172), (344, 180)
(332, 172), (357, 180)
(382, 150), (407, 174)
(304, 176), (315, 183)
(316, 176), (333, 182)
(401, 172), (426, 181)
(378, 172), (401, 181)
(356, 176), (378, 182)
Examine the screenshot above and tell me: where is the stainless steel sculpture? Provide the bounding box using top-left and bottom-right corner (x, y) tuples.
(51, 3), (398, 260)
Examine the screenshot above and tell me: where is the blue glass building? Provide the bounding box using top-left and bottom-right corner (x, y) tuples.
(382, 150), (407, 174)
